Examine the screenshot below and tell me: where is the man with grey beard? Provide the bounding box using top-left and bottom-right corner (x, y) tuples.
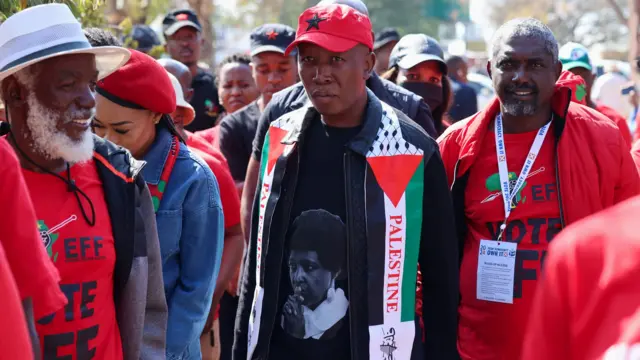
(0, 4), (167, 359)
(437, 18), (640, 359)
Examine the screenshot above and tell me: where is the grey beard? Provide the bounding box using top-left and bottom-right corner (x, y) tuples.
(503, 101), (537, 117)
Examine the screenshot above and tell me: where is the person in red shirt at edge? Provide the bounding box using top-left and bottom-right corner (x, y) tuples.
(0, 242), (34, 360)
(194, 54), (260, 149)
(558, 42), (633, 149)
(438, 18), (640, 360)
(0, 136), (67, 359)
(521, 195), (640, 360)
(0, 4), (168, 359)
(164, 69), (244, 360)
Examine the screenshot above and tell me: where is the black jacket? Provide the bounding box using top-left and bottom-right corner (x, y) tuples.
(234, 91), (459, 360)
(93, 136), (167, 360)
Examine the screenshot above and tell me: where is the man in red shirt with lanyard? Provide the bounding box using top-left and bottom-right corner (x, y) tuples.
(438, 18), (640, 359)
(0, 5), (167, 359)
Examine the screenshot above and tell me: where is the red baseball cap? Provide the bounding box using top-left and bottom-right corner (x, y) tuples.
(284, 4), (373, 56)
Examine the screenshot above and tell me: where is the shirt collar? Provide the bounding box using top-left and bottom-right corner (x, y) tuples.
(142, 126), (172, 185)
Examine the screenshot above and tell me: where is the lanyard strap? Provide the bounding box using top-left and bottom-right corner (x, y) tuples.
(494, 114), (550, 238)
(148, 135), (180, 213)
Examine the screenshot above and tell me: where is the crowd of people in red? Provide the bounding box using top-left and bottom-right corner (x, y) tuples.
(1, 0), (640, 359)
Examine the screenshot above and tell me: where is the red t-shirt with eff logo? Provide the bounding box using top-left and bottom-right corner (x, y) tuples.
(459, 127), (561, 360)
(23, 160), (123, 360)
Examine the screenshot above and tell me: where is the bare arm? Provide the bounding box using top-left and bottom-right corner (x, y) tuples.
(240, 157), (260, 243)
(212, 224), (244, 307)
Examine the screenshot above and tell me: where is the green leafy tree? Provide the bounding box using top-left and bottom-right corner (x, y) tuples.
(0, 0), (107, 27)
(218, 0), (441, 38)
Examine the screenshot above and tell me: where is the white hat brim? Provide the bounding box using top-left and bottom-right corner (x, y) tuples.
(0, 46), (131, 82)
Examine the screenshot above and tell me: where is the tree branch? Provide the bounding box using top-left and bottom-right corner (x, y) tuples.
(605, 0), (628, 25)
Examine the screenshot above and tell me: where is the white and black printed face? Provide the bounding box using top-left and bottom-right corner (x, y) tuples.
(288, 250), (333, 308)
(281, 209), (349, 340)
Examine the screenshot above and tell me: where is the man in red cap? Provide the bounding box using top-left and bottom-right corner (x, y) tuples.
(234, 4), (459, 360)
(238, 0), (437, 248)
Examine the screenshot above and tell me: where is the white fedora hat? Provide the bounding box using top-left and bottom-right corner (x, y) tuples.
(0, 3), (130, 82)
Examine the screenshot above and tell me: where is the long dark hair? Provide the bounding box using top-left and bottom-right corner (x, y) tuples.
(381, 65), (452, 135)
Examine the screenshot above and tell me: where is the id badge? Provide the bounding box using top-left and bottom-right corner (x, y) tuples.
(477, 239), (517, 304)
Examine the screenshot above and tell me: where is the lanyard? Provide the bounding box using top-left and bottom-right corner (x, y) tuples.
(494, 114), (550, 240)
(148, 135), (180, 213)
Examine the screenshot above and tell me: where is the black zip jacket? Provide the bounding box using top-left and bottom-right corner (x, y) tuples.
(234, 91), (459, 360)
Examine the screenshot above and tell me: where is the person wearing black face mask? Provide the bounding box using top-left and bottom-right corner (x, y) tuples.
(382, 34), (452, 135)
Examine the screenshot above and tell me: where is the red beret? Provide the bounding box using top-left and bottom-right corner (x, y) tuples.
(97, 49), (176, 114)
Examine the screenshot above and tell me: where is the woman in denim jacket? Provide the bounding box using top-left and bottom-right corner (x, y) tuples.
(92, 50), (224, 360)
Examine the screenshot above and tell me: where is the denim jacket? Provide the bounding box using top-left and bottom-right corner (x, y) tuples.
(143, 127), (224, 360)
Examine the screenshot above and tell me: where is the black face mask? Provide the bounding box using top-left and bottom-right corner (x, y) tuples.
(400, 82), (444, 112)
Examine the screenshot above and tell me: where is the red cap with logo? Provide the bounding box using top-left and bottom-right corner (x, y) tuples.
(284, 4), (373, 56)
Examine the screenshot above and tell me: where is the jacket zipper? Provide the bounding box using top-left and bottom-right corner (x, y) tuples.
(343, 150), (357, 360)
(262, 145), (300, 360)
(554, 141), (566, 229)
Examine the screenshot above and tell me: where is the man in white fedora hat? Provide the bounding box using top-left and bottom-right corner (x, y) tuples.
(0, 4), (168, 359)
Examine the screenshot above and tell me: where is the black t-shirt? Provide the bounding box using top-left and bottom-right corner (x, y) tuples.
(268, 116), (361, 360)
(186, 68), (224, 132)
(218, 101), (261, 181)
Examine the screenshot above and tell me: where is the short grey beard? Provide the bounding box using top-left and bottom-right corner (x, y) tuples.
(24, 92), (94, 164)
(503, 102), (537, 117)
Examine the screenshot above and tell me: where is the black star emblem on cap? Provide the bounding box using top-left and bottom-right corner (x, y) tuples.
(305, 13), (327, 31)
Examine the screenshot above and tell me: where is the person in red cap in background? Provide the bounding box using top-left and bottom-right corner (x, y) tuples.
(521, 195), (640, 360)
(93, 49), (224, 360)
(0, 4), (167, 359)
(0, 136), (67, 359)
(234, 4), (459, 360)
(164, 69), (244, 360)
(438, 18), (640, 360)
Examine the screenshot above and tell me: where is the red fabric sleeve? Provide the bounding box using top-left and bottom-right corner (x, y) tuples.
(521, 235), (573, 360)
(614, 132), (640, 204)
(631, 140), (640, 175)
(196, 150), (241, 229)
(436, 129), (461, 187)
(211, 159), (241, 229)
(597, 105), (633, 149)
(0, 244), (34, 360)
(0, 138), (66, 318)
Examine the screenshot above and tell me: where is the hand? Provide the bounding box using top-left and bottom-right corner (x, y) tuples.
(282, 295), (305, 338)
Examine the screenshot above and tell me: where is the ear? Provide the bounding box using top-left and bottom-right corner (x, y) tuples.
(487, 61), (492, 79)
(151, 111), (163, 125)
(554, 61), (563, 81)
(185, 88), (194, 102)
(364, 51), (376, 80)
(1, 76), (27, 107)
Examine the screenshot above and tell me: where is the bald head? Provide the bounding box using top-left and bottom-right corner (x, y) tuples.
(158, 58), (193, 102)
(317, 0), (368, 15)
